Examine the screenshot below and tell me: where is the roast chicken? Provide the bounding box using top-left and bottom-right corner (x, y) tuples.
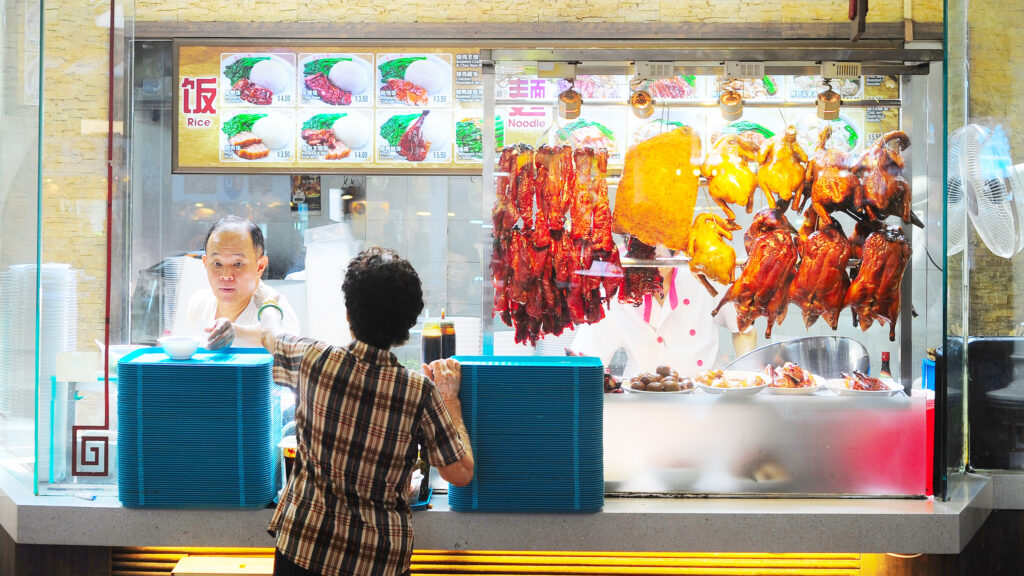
(713, 208), (799, 338)
(757, 126), (809, 211)
(789, 220), (852, 330)
(687, 212), (743, 297)
(853, 130), (924, 228)
(845, 224), (912, 341)
(701, 134), (762, 222)
(802, 125), (861, 232)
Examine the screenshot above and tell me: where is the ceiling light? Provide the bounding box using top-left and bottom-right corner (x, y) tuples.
(817, 86), (842, 120)
(629, 87), (655, 119)
(719, 90), (743, 121)
(558, 79), (582, 120)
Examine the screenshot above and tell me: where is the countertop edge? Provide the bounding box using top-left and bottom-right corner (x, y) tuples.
(0, 470), (996, 553)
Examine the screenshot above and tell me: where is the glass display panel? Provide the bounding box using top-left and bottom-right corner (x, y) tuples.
(0, 0), (43, 491)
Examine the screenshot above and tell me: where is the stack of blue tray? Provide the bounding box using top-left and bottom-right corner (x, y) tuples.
(117, 348), (280, 509)
(448, 356), (604, 512)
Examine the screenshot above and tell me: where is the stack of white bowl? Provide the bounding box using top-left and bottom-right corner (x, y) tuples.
(0, 263), (78, 418)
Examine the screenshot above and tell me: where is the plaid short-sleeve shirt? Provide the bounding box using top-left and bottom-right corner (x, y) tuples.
(268, 334), (467, 575)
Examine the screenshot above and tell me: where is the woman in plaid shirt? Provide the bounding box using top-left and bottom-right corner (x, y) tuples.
(209, 247), (474, 576)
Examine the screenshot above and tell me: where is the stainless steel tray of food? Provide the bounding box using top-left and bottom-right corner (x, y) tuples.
(724, 335), (870, 379)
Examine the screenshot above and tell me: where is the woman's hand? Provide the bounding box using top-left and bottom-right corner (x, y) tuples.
(205, 317), (235, 350)
(423, 358), (461, 402)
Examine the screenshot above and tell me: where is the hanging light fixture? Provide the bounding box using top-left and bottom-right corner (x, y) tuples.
(628, 78), (655, 119)
(817, 84), (842, 120)
(719, 89), (743, 121)
(558, 78), (582, 120)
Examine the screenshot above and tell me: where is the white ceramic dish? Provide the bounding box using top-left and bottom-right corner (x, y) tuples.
(695, 370), (769, 395)
(157, 336), (200, 360)
(623, 385), (694, 394)
(765, 375), (827, 395)
(696, 382), (767, 395)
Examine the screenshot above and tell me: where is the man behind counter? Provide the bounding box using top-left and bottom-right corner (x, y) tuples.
(172, 215), (299, 347)
(208, 247), (474, 576)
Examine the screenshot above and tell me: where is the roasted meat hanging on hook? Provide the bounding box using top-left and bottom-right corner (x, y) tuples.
(612, 126), (702, 251)
(489, 144), (621, 345)
(712, 208), (799, 338)
(618, 236), (663, 306)
(701, 134), (763, 222)
(801, 125), (862, 233)
(687, 212), (742, 297)
(789, 219), (853, 330)
(757, 126), (809, 212)
(845, 224), (912, 341)
(853, 130), (924, 228)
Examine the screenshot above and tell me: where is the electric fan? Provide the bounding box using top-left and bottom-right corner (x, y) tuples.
(948, 124), (1024, 259)
(946, 127), (967, 255)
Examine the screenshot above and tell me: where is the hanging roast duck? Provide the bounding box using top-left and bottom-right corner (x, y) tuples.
(845, 224), (912, 341)
(712, 208), (799, 338)
(800, 125), (862, 234)
(789, 219), (853, 330)
(852, 130), (924, 228)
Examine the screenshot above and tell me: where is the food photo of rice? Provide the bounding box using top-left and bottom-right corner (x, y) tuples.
(220, 53), (295, 106)
(376, 54), (452, 107)
(299, 53), (373, 106)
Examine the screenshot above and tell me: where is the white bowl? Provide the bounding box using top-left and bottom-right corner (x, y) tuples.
(157, 336), (199, 360)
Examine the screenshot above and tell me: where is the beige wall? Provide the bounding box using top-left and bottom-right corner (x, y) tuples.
(135, 0), (940, 24)
(33, 2), (115, 349)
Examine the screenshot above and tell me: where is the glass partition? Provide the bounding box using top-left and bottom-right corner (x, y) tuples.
(946, 0), (1024, 491)
(29, 1), (134, 495)
(0, 0), (43, 491)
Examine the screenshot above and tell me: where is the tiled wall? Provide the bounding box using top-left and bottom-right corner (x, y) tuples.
(134, 0), (941, 24)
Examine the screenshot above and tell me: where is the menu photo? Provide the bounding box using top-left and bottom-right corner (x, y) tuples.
(376, 53), (453, 107)
(298, 109), (374, 163)
(220, 52), (296, 107)
(219, 108), (296, 163)
(454, 109), (504, 163)
(376, 109), (452, 163)
(551, 106), (627, 164)
(298, 53), (374, 107)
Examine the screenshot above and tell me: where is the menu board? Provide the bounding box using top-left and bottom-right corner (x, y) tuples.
(175, 43), (481, 173)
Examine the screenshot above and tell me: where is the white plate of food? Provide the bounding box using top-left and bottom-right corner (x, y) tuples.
(826, 373), (904, 396)
(220, 53), (295, 106)
(765, 375), (826, 395)
(624, 384), (694, 394)
(763, 363), (827, 395)
(623, 367), (693, 393)
(695, 369), (769, 395)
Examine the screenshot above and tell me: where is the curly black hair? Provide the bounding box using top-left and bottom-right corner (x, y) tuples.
(343, 247), (424, 349)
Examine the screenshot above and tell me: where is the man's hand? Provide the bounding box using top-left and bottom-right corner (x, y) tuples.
(422, 358), (461, 402)
(205, 317), (235, 350)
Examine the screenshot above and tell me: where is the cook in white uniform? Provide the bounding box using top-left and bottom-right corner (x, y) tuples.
(570, 265), (756, 378)
(172, 215), (299, 348)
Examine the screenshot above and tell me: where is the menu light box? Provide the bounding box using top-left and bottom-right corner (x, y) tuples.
(173, 42), (482, 174)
